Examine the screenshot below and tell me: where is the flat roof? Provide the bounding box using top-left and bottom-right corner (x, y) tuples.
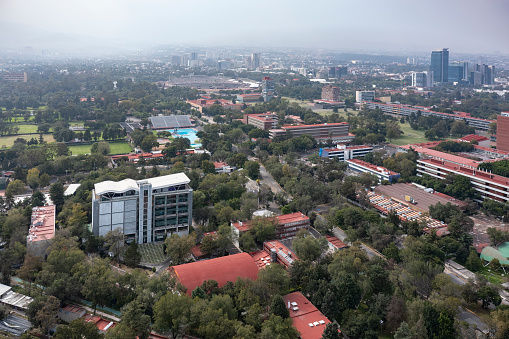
(400, 145), (483, 167)
(419, 158), (509, 187)
(282, 122), (348, 130)
(232, 212), (309, 233)
(374, 183), (464, 213)
(64, 183), (81, 196)
(346, 159), (399, 176)
(95, 173), (190, 195)
(28, 205), (55, 243)
(283, 292), (333, 339)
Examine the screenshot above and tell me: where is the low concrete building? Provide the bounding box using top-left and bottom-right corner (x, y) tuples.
(0, 284), (33, 311)
(27, 205), (56, 257)
(346, 159), (400, 183)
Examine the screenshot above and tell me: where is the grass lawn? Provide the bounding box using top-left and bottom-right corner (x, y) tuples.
(138, 243), (169, 265)
(316, 108), (358, 117)
(282, 97), (312, 106)
(390, 122), (453, 146)
(477, 265), (507, 285)
(0, 134), (54, 148)
(12, 124), (41, 134)
(68, 141), (132, 155)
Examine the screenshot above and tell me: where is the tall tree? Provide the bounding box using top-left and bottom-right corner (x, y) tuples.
(165, 234), (195, 265)
(124, 242), (142, 268)
(54, 318), (104, 339)
(270, 294), (289, 319)
(49, 182), (65, 214)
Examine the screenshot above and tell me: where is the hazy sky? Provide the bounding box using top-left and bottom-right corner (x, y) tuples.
(2, 0), (509, 53)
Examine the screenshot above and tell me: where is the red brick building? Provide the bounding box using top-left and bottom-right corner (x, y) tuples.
(497, 113), (509, 152)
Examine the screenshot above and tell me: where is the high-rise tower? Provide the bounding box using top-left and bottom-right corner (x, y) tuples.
(430, 48), (449, 83)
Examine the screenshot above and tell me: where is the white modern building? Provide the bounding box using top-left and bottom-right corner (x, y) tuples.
(319, 145), (373, 161)
(355, 90), (375, 103)
(411, 71), (434, 88)
(91, 173), (193, 243)
(346, 159), (400, 183)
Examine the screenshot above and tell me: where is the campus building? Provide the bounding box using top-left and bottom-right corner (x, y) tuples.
(346, 159), (400, 183)
(231, 212), (310, 245)
(187, 99), (243, 113)
(243, 113), (278, 130)
(355, 90), (375, 103)
(411, 71), (433, 88)
(269, 122), (354, 143)
(363, 101), (494, 130)
(262, 77), (275, 102)
(497, 113), (509, 152)
(430, 48), (449, 83)
(236, 93), (262, 103)
(417, 157), (509, 203)
(319, 144), (373, 161)
(3, 72), (27, 82)
(91, 173), (193, 243)
(321, 85), (341, 102)
(27, 205), (56, 257)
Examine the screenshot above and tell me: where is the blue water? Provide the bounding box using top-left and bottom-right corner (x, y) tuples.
(168, 128), (201, 148)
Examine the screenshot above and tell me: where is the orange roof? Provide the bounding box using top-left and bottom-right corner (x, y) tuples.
(325, 235), (348, 249)
(400, 145), (483, 167)
(283, 292), (334, 339)
(347, 159), (399, 176)
(28, 205), (55, 243)
(458, 134), (489, 142)
(172, 253), (259, 295)
(232, 212), (309, 233)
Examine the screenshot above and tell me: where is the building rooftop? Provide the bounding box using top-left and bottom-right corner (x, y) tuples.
(374, 183), (465, 213)
(325, 235), (348, 250)
(64, 183), (81, 196)
(171, 253), (259, 295)
(282, 292), (334, 339)
(400, 145), (483, 167)
(264, 240), (298, 267)
(281, 122), (348, 130)
(457, 134), (489, 142)
(231, 212), (309, 233)
(346, 159), (399, 176)
(84, 315), (116, 332)
(28, 205), (55, 243)
(149, 115), (192, 129)
(94, 178), (138, 195)
(94, 173), (190, 195)
(419, 158), (509, 187)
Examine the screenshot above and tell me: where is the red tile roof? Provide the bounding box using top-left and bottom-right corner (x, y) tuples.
(457, 134), (489, 142)
(231, 213), (309, 233)
(325, 235), (348, 250)
(282, 292), (335, 339)
(171, 253), (259, 295)
(400, 145), (483, 167)
(282, 122), (348, 129)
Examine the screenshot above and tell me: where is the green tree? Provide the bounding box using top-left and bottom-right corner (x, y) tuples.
(465, 250), (482, 272)
(104, 229), (124, 265)
(165, 234), (195, 265)
(321, 322), (341, 339)
(260, 314), (300, 339)
(292, 231), (327, 261)
(258, 264), (290, 296)
(202, 160), (216, 174)
(49, 182), (65, 213)
(26, 167), (40, 190)
(54, 318), (104, 339)
(91, 141), (110, 155)
(394, 322), (413, 339)
(31, 190), (46, 207)
(386, 122), (401, 142)
(270, 294), (289, 319)
(153, 291), (192, 338)
(121, 300), (151, 339)
(5, 179), (25, 197)
(35, 295), (60, 334)
(478, 285), (502, 308)
(124, 242), (142, 267)
(140, 134), (158, 153)
(39, 173), (51, 188)
(251, 217), (278, 243)
(245, 161), (261, 179)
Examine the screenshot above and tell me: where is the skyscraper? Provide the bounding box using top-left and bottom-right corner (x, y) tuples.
(430, 48), (449, 83)
(251, 53), (261, 70)
(262, 77), (274, 102)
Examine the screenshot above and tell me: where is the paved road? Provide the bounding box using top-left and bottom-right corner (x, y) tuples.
(457, 307), (489, 332)
(331, 226), (382, 259)
(257, 161), (291, 199)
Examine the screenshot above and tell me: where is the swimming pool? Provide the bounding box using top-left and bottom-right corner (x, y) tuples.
(168, 128), (201, 148)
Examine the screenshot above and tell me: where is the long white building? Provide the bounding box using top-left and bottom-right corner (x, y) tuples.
(91, 173), (193, 243)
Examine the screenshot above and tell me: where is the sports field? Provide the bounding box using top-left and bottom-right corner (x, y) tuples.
(390, 122), (453, 146)
(68, 141), (132, 155)
(0, 134), (55, 148)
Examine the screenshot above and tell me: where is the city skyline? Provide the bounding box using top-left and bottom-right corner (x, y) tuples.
(1, 0), (509, 54)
